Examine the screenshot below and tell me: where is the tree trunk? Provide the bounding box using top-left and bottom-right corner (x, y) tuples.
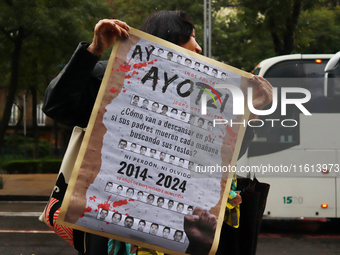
(0, 32), (23, 154)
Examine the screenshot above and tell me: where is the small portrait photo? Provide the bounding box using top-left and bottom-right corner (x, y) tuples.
(98, 208), (109, 221)
(126, 188), (134, 197)
(112, 212), (122, 224)
(137, 220), (146, 232)
(124, 216), (134, 228)
(180, 111), (187, 121)
(147, 44), (155, 53)
(168, 200), (174, 210)
(197, 118), (205, 128)
(189, 115), (196, 125)
(162, 227), (170, 238)
(159, 152), (166, 161)
(137, 191), (144, 201)
(169, 155), (175, 164)
(178, 158), (185, 167)
(187, 205), (194, 215)
(170, 108), (178, 118)
(141, 99), (149, 110)
(221, 72), (228, 81)
(194, 62), (200, 71)
(104, 181), (113, 192)
(130, 143), (137, 152)
(140, 146), (147, 155)
(116, 185), (123, 194)
(188, 161), (194, 170)
(118, 139), (127, 149)
(176, 202), (184, 213)
(157, 48), (164, 56)
(150, 149), (156, 158)
(174, 230), (183, 242)
(146, 194), (155, 204)
(132, 95), (140, 106)
(157, 197), (164, 207)
(203, 65), (209, 73)
(167, 52), (173, 60)
(151, 102), (159, 112)
(149, 223), (159, 235)
(207, 121), (213, 131)
(212, 68), (218, 77)
(160, 105), (168, 116)
(185, 58), (192, 67)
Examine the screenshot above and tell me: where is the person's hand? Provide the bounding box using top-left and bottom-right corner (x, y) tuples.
(248, 76), (273, 120)
(184, 207), (217, 255)
(87, 19), (130, 56)
(228, 192), (242, 207)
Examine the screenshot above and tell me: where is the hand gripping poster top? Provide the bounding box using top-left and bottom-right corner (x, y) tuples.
(58, 28), (252, 255)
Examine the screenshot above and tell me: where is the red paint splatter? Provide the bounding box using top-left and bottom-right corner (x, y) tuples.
(116, 69), (120, 72)
(148, 61), (154, 65)
(132, 71), (139, 75)
(123, 90), (126, 93)
(228, 139), (234, 145)
(226, 126), (236, 138)
(110, 88), (117, 93)
(155, 59), (158, 62)
(128, 199), (134, 202)
(98, 202), (111, 210)
(112, 199), (128, 207)
(125, 75), (132, 79)
(115, 57), (118, 62)
(125, 213), (129, 216)
(120, 64), (131, 72)
(106, 222), (110, 225)
(125, 208), (130, 211)
(133, 62), (147, 69)
(89, 196), (97, 202)
(80, 206), (92, 218)
(219, 136), (222, 138)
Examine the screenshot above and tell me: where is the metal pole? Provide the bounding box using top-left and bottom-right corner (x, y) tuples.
(204, 0), (207, 57)
(208, 0), (212, 58)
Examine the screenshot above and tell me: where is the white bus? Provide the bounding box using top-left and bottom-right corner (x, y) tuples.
(238, 52), (340, 219)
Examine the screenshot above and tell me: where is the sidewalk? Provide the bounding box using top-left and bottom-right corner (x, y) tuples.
(0, 174), (57, 200)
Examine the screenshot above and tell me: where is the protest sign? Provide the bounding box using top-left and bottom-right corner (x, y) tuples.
(58, 28), (252, 254)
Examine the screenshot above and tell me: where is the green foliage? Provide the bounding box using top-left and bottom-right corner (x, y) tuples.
(1, 159), (62, 174)
(3, 133), (53, 158)
(0, 0), (112, 92)
(211, 8), (275, 71)
(295, 6), (340, 54)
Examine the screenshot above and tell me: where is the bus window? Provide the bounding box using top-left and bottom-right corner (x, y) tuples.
(327, 67), (340, 113)
(248, 59), (331, 157)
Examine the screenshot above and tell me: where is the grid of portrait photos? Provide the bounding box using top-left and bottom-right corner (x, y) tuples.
(100, 182), (195, 243)
(130, 95), (214, 132)
(118, 139), (204, 173)
(151, 45), (229, 81)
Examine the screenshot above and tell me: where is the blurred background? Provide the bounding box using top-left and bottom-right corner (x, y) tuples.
(1, 1), (340, 254)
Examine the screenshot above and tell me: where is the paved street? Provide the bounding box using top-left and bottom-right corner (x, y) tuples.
(0, 175), (339, 255)
(1, 203), (340, 255)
